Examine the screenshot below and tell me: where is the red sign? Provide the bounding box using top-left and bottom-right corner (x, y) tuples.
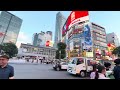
(70, 11), (89, 23)
(62, 11), (89, 37)
(46, 40), (53, 47)
(62, 15), (71, 37)
(46, 41), (50, 47)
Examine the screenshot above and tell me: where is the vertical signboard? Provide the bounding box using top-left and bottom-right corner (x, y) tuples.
(83, 23), (93, 57)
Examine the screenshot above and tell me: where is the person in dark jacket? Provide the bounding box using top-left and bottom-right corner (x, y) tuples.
(113, 59), (120, 79)
(104, 62), (111, 71)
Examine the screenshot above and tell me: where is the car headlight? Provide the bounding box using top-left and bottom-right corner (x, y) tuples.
(72, 67), (76, 71)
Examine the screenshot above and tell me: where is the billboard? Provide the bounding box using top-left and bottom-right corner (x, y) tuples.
(62, 11), (89, 37)
(82, 24), (93, 53)
(62, 15), (71, 37)
(69, 11), (89, 29)
(107, 43), (116, 52)
(70, 41), (74, 51)
(46, 40), (53, 47)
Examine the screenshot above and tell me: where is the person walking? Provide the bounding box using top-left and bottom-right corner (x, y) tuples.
(90, 64), (97, 79)
(113, 59), (120, 79)
(104, 62), (111, 71)
(104, 62), (114, 79)
(94, 65), (110, 79)
(0, 55), (14, 79)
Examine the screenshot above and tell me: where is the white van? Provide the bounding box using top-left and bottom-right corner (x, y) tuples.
(67, 57), (97, 77)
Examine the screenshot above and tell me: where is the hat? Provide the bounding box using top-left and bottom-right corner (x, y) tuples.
(104, 62), (111, 67)
(0, 55), (9, 59)
(114, 59), (120, 65)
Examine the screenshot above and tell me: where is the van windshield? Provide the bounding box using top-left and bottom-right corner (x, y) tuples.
(69, 58), (84, 65)
(77, 58), (84, 65)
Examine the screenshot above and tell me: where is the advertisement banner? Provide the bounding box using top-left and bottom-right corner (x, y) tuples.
(62, 15), (71, 37)
(62, 11), (89, 37)
(69, 11), (89, 29)
(82, 24), (93, 53)
(46, 40), (53, 47)
(70, 41), (74, 51)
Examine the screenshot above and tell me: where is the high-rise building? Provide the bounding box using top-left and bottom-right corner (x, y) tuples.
(54, 12), (66, 48)
(107, 32), (120, 47)
(46, 31), (52, 40)
(32, 33), (39, 46)
(91, 22), (107, 60)
(65, 22), (107, 60)
(32, 31), (53, 47)
(0, 11), (23, 44)
(38, 31), (45, 47)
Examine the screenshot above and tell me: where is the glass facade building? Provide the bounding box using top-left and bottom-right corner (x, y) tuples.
(0, 11), (22, 44)
(32, 31), (52, 47)
(54, 12), (66, 48)
(32, 33), (39, 46)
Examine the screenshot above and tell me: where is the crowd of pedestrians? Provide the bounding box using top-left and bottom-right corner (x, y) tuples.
(90, 59), (120, 79)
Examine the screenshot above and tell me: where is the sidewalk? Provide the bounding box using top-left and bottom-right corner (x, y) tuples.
(8, 59), (49, 65)
(8, 59), (26, 64)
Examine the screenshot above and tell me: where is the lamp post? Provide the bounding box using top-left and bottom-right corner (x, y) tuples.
(59, 50), (61, 62)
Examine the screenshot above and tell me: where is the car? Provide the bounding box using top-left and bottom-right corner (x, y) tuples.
(53, 61), (68, 71)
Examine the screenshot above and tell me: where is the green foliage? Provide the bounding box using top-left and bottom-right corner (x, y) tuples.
(1, 43), (18, 58)
(55, 49), (66, 59)
(55, 42), (67, 59)
(57, 42), (66, 50)
(112, 46), (120, 57)
(55, 50), (60, 59)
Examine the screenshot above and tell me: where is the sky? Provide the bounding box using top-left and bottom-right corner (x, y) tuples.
(0, 11), (120, 48)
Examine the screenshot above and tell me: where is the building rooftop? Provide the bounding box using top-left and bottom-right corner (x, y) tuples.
(21, 43), (57, 50)
(91, 22), (105, 30)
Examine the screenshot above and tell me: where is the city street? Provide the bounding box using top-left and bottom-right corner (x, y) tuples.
(9, 63), (89, 79)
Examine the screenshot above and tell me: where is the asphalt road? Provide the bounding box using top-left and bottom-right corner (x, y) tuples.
(9, 63), (89, 79)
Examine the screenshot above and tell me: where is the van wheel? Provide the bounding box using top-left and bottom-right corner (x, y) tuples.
(80, 71), (86, 77)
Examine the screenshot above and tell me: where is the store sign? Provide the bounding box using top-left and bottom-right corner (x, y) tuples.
(86, 52), (93, 57)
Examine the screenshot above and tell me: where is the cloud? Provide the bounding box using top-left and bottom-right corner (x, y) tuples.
(16, 32), (32, 48)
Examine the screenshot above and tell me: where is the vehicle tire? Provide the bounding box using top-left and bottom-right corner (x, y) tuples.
(56, 67), (61, 71)
(80, 71), (86, 77)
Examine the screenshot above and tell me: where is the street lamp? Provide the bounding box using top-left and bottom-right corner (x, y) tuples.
(59, 50), (61, 62)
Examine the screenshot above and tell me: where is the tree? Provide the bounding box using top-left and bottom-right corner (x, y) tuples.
(57, 42), (66, 50)
(55, 42), (67, 59)
(55, 50), (59, 59)
(112, 46), (120, 57)
(1, 43), (18, 58)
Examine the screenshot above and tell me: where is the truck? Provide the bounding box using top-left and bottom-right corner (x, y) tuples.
(67, 57), (97, 77)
